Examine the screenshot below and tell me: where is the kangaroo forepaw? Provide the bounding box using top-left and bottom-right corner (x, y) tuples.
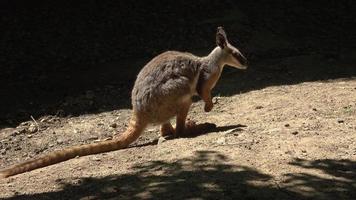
(204, 102), (213, 112)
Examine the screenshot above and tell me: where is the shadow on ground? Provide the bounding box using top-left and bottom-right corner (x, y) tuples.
(2, 52), (356, 128)
(284, 158), (356, 199)
(1, 1), (356, 127)
(128, 123), (245, 148)
(4, 151), (356, 200)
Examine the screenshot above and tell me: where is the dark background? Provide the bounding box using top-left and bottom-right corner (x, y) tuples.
(1, 0), (356, 126)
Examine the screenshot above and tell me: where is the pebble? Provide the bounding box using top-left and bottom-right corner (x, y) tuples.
(56, 109), (65, 117)
(255, 105), (263, 109)
(28, 125), (38, 133)
(89, 136), (99, 140)
(11, 131), (21, 137)
(92, 157), (101, 161)
(216, 137), (226, 145)
(109, 123), (117, 128)
(157, 137), (167, 145)
(337, 119), (344, 123)
(291, 131), (299, 135)
(57, 139), (64, 144)
(19, 121), (30, 126)
(14, 146), (22, 151)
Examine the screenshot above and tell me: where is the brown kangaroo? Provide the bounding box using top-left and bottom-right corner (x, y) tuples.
(0, 26), (247, 178)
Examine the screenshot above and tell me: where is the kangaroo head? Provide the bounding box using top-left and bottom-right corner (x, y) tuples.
(216, 26), (248, 70)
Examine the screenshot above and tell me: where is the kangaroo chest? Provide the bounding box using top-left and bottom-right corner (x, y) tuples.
(196, 65), (222, 95)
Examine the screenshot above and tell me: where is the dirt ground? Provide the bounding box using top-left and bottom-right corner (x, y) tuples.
(0, 52), (355, 200)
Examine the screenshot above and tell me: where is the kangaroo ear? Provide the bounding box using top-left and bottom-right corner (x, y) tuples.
(216, 26), (228, 49)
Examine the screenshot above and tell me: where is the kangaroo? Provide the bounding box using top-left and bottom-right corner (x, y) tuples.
(0, 26), (247, 178)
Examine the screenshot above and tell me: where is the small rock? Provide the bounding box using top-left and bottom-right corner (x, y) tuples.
(109, 123), (117, 128)
(19, 121), (30, 127)
(14, 146), (22, 151)
(89, 136), (99, 140)
(285, 150), (293, 155)
(337, 119), (344, 123)
(284, 124), (290, 127)
(57, 139), (64, 145)
(18, 128), (27, 134)
(157, 137), (167, 145)
(27, 134), (32, 138)
(312, 108), (317, 111)
(10, 130), (21, 137)
(291, 131), (299, 135)
(255, 106), (263, 109)
(216, 137), (226, 145)
(28, 125), (38, 133)
(92, 157), (101, 161)
(56, 109), (65, 117)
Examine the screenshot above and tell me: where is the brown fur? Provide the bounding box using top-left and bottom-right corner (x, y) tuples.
(0, 27), (247, 178)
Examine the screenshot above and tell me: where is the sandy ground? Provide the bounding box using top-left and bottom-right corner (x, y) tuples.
(0, 54), (355, 200)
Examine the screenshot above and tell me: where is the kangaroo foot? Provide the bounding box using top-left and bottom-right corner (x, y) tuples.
(183, 120), (216, 136)
(160, 123), (175, 137)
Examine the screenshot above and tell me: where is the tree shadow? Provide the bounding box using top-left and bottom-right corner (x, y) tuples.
(1, 1), (356, 128)
(283, 158), (356, 199)
(3, 152), (355, 200)
(3, 151), (296, 200)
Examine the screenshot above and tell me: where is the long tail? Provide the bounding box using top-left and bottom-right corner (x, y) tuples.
(0, 117), (146, 178)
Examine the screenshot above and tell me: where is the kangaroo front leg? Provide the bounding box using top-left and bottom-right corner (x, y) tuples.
(200, 88), (214, 112)
(175, 101), (192, 137)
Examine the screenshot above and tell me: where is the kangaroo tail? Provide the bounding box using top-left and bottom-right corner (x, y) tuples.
(0, 117), (146, 178)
